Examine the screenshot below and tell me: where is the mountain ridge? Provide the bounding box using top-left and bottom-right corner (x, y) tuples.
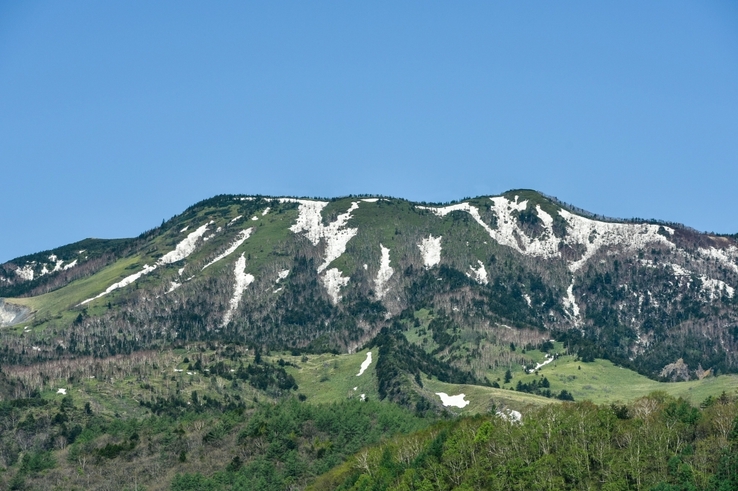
(1, 190), (737, 386)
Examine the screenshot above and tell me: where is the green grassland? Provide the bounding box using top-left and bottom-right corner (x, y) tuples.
(282, 349), (379, 404)
(7, 255), (144, 326)
(508, 352), (738, 405)
(3, 200), (299, 330)
(420, 376), (556, 415)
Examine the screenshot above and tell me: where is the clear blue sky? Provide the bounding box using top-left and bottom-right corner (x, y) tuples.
(1, 1), (737, 262)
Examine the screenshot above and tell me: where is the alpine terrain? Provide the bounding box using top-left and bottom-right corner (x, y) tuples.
(1, 190), (737, 490)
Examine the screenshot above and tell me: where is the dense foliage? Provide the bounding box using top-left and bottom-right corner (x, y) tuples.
(0, 394), (433, 491)
(312, 394), (738, 491)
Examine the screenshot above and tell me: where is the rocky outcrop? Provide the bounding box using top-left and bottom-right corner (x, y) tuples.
(0, 300), (31, 327)
(660, 358), (690, 381)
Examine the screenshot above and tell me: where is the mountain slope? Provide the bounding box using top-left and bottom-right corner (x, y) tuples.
(2, 191), (737, 383)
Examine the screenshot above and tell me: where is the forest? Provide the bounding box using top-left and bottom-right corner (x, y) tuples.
(1, 387), (736, 490)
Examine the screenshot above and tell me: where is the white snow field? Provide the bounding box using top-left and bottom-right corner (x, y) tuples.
(497, 409), (522, 422)
(641, 261), (735, 301)
(528, 354), (554, 373)
(356, 351), (373, 376)
(166, 281), (181, 294)
(467, 260), (488, 285)
(419, 196), (681, 326)
(698, 246), (738, 274)
(80, 264), (157, 305)
(418, 235), (442, 268)
(221, 253), (254, 326)
(202, 228), (253, 270)
(15, 265), (34, 281)
(80, 222), (214, 305)
(285, 199), (360, 272)
(322, 267), (350, 304)
(284, 198), (362, 301)
(435, 392), (470, 408)
(418, 196), (673, 272)
(374, 245), (394, 299)
(159, 223), (211, 264)
(563, 282), (581, 324)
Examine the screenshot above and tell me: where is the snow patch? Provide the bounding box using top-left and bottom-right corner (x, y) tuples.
(166, 281), (181, 294)
(15, 265), (34, 281)
(361, 198), (379, 202)
(286, 199), (361, 273)
(251, 216), (258, 221)
(467, 260), (488, 285)
(661, 262), (734, 301)
(374, 245), (394, 299)
(229, 215), (243, 225)
(159, 224), (210, 264)
(180, 226), (189, 233)
(357, 351), (373, 376)
(222, 253), (254, 326)
(322, 268), (350, 304)
(262, 207), (271, 216)
(527, 354), (554, 373)
(57, 388), (67, 395)
(700, 277), (735, 300)
(497, 409), (522, 422)
(276, 269), (290, 282)
(202, 228), (253, 270)
(80, 264), (157, 305)
(435, 392), (469, 408)
(698, 246), (738, 274)
(62, 259), (78, 270)
(418, 197), (673, 272)
(563, 282), (581, 325)
(418, 235), (442, 268)
(522, 293), (532, 307)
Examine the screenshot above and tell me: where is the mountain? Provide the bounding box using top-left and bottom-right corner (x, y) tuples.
(2, 190), (737, 388)
(2, 190), (738, 490)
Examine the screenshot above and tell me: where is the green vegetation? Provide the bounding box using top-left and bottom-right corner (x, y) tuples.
(0, 392), (434, 491)
(311, 393), (738, 491)
(2, 192), (738, 489)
